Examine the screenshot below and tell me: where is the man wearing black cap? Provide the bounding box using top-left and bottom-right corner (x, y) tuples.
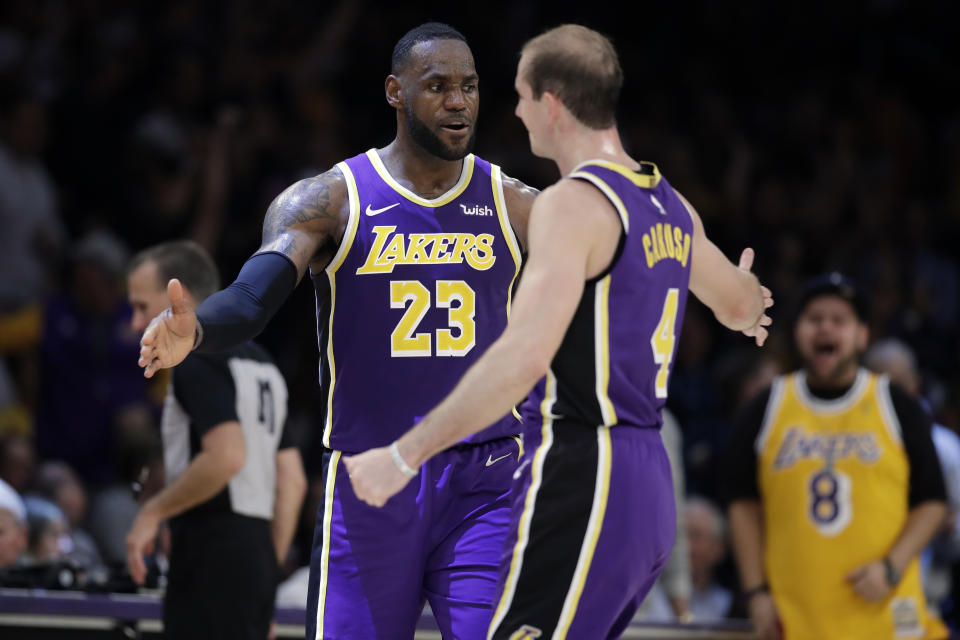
(724, 273), (949, 640)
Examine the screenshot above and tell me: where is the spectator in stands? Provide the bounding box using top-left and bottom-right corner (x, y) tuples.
(0, 78), (66, 317)
(686, 496), (734, 621)
(0, 433), (35, 494)
(33, 230), (152, 490)
(0, 478), (27, 569)
(726, 274), (948, 640)
(864, 338), (960, 619)
(31, 461), (104, 571)
(23, 496), (69, 564)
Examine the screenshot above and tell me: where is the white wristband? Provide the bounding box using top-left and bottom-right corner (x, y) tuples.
(389, 441), (418, 478)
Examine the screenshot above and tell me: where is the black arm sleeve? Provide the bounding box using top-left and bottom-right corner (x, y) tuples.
(173, 355), (238, 436)
(721, 387), (772, 506)
(195, 251), (298, 353)
(889, 383), (947, 507)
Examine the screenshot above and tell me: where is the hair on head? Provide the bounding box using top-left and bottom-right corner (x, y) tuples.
(129, 240), (220, 303)
(520, 24), (622, 129)
(392, 22), (468, 74)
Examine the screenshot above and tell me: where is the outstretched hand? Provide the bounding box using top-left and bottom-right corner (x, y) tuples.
(738, 248), (774, 347)
(138, 279), (197, 378)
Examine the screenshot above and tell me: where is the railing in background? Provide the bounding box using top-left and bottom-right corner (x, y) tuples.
(0, 589), (758, 639)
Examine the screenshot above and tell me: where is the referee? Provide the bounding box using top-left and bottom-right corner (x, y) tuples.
(125, 241), (306, 640)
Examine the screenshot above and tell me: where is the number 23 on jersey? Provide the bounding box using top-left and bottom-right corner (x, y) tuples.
(390, 279), (476, 357)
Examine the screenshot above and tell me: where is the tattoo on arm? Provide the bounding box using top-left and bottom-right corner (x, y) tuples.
(260, 170), (346, 271)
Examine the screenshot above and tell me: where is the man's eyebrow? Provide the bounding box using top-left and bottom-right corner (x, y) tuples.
(421, 72), (479, 83)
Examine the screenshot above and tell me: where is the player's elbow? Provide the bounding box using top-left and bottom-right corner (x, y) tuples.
(221, 441), (247, 476)
(206, 423), (247, 477)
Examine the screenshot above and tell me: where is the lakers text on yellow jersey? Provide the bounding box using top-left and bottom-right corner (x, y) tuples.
(756, 369), (946, 640)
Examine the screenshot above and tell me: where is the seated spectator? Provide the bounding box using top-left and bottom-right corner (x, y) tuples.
(31, 461), (104, 571)
(686, 496), (734, 621)
(0, 478), (27, 569)
(23, 496), (69, 565)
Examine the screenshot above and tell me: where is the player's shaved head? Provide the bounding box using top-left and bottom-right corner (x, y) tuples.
(392, 22), (468, 75)
(519, 24), (622, 130)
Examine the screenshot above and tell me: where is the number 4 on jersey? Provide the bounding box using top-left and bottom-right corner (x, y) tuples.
(650, 288), (679, 398)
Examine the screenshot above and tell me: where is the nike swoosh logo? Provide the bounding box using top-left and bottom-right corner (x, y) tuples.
(365, 203), (400, 216)
(485, 453), (512, 467)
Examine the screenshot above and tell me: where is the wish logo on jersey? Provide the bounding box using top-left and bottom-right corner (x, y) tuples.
(356, 225), (496, 274)
(773, 427), (882, 470)
(461, 203), (494, 216)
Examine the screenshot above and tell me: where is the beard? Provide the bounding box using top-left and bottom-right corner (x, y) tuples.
(405, 108), (476, 161)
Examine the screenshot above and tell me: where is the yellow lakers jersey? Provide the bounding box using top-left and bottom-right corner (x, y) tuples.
(757, 369), (946, 640)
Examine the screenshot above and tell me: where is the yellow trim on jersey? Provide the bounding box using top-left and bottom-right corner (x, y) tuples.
(594, 276), (617, 426)
(569, 171), (630, 233)
(315, 450), (341, 640)
(366, 148), (475, 207)
(491, 164), (523, 316)
(555, 427), (612, 638)
(488, 373), (557, 640)
(321, 162), (361, 448)
(512, 434), (524, 460)
(572, 159), (661, 189)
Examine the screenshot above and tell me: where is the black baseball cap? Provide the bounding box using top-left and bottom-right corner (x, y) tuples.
(796, 272), (868, 321)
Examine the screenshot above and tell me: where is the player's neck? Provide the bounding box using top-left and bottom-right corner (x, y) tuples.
(379, 138), (465, 199)
(553, 126), (635, 176)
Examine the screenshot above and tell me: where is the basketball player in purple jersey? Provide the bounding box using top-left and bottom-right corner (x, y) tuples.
(346, 24), (774, 639)
(137, 23), (538, 640)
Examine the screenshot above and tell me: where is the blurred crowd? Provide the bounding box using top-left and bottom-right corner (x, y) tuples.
(0, 0), (957, 625)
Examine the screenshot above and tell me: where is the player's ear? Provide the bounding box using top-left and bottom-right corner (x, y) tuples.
(385, 75), (402, 109)
(543, 91), (562, 123)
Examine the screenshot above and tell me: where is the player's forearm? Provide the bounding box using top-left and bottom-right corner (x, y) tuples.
(140, 451), (242, 523)
(729, 500), (768, 589)
(271, 451), (307, 565)
(887, 500), (947, 572)
(398, 333), (546, 467)
(194, 252), (298, 352)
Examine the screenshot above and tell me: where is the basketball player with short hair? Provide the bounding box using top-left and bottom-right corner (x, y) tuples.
(725, 273), (948, 640)
(126, 240), (306, 640)
(136, 23), (537, 640)
(346, 24), (772, 639)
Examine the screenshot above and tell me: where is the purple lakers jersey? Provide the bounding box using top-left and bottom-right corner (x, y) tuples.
(521, 160), (692, 429)
(312, 149), (523, 452)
